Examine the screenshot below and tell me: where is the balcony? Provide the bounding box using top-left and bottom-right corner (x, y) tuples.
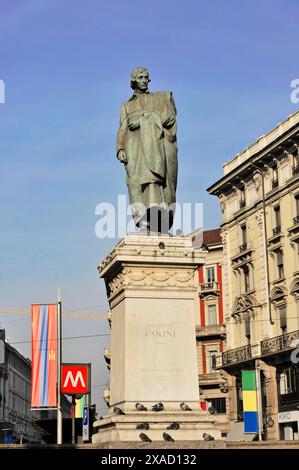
(261, 329), (299, 356)
(272, 225), (281, 236)
(231, 244), (253, 268)
(268, 226), (283, 246)
(222, 344), (252, 367)
(196, 324), (226, 337)
(199, 281), (220, 297)
(287, 216), (299, 242)
(198, 372), (221, 384)
(272, 178), (279, 189)
(239, 243), (247, 253)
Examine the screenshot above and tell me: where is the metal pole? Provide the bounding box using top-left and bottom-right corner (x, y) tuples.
(71, 395), (76, 445)
(57, 289), (63, 444)
(255, 361), (263, 441)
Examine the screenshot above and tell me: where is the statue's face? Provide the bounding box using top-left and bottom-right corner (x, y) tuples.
(134, 71), (150, 92)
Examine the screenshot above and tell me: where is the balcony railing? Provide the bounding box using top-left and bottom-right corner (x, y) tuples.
(198, 372), (220, 382)
(272, 225), (281, 236)
(196, 324), (226, 336)
(272, 178), (279, 189)
(261, 329), (299, 355)
(293, 216), (299, 226)
(199, 281), (219, 292)
(222, 344), (252, 366)
(239, 243), (247, 253)
(293, 165), (299, 176)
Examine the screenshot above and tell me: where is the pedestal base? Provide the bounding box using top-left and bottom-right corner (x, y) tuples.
(92, 412), (221, 443)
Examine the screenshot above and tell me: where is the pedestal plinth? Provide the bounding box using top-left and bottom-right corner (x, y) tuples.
(93, 234), (221, 442)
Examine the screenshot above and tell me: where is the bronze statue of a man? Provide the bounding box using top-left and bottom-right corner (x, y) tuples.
(117, 67), (178, 232)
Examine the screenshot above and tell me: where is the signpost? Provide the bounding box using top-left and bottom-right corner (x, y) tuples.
(82, 405), (90, 443)
(61, 363), (91, 444)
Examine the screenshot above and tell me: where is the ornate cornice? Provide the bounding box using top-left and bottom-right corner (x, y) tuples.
(108, 267), (195, 294)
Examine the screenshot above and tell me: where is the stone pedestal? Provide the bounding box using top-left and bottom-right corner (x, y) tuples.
(93, 234), (221, 442)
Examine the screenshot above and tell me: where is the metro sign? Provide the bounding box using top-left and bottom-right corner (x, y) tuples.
(61, 363), (91, 395)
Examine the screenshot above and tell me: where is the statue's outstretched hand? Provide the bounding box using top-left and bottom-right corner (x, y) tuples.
(117, 150), (128, 164)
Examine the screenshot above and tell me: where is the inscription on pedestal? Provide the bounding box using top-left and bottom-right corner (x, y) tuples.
(145, 322), (176, 344)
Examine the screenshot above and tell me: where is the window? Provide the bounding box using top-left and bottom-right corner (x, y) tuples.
(243, 266), (250, 293)
(210, 397), (226, 414)
(245, 316), (251, 342)
(272, 164), (278, 187)
(279, 305), (287, 332)
(279, 367), (296, 395)
(274, 205), (281, 229)
(208, 349), (218, 372)
(207, 304), (217, 325)
(206, 267), (215, 286)
(276, 249), (284, 279)
(240, 186), (246, 208)
(294, 195), (299, 223)
(241, 224), (247, 244)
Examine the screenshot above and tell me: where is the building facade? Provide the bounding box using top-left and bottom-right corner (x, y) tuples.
(0, 329), (41, 443)
(208, 109), (299, 440)
(195, 229), (229, 434)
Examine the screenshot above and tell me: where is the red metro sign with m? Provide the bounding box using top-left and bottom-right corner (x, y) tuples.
(61, 364), (90, 395)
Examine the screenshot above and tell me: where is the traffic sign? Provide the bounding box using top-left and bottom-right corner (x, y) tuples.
(61, 363), (91, 396)
(82, 405), (90, 442)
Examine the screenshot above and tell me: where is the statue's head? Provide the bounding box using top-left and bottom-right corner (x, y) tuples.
(130, 67), (151, 91)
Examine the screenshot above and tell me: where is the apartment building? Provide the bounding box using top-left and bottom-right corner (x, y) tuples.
(208, 109), (299, 440)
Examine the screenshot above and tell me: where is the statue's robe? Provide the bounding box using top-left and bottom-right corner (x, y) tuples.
(117, 91), (178, 227)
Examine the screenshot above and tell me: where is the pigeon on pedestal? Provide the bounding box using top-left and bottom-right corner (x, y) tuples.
(180, 402), (192, 411)
(113, 406), (125, 415)
(135, 402), (147, 411)
(152, 402), (164, 412)
(136, 422), (150, 430)
(163, 432), (175, 442)
(167, 422), (180, 430)
(139, 433), (152, 442)
(203, 433), (215, 441)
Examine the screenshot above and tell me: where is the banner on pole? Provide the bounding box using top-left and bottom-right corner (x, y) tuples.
(242, 370), (258, 433)
(31, 304), (57, 408)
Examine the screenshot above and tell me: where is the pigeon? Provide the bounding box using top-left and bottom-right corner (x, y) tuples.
(139, 433), (152, 442)
(152, 402), (164, 412)
(167, 422), (180, 430)
(113, 406), (125, 415)
(136, 422), (150, 430)
(135, 402), (147, 411)
(180, 402), (192, 411)
(163, 432), (175, 442)
(203, 433), (215, 441)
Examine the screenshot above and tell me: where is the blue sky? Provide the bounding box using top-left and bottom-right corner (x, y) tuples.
(0, 0), (299, 413)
